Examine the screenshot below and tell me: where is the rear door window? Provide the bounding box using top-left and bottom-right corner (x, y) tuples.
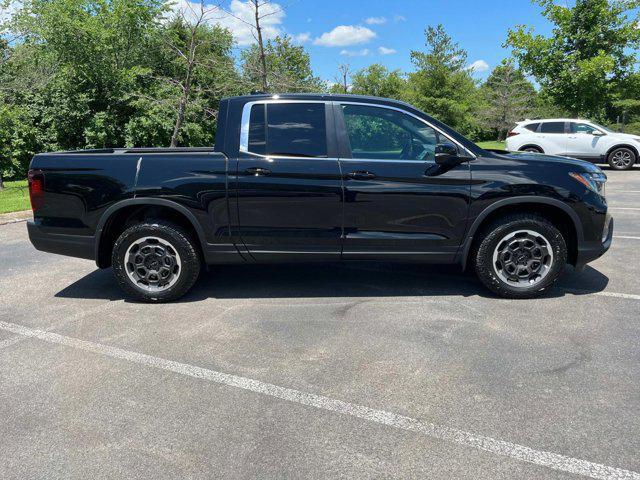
(247, 103), (327, 157)
(540, 122), (565, 134)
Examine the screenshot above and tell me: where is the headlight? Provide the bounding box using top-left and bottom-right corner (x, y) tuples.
(569, 172), (607, 197)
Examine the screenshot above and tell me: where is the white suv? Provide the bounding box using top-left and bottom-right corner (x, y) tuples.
(505, 119), (640, 170)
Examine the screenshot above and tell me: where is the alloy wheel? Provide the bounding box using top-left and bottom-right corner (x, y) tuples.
(611, 149), (633, 169)
(492, 230), (554, 288)
(125, 236), (182, 292)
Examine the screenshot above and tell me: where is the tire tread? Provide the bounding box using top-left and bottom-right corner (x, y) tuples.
(473, 213), (567, 299)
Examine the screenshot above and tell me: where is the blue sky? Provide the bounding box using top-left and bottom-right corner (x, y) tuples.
(215, 0), (556, 83)
(2, 0), (556, 81)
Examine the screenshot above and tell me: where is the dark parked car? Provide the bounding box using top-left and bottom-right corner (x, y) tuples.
(27, 94), (613, 301)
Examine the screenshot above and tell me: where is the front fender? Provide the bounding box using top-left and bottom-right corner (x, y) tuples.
(457, 196), (583, 270)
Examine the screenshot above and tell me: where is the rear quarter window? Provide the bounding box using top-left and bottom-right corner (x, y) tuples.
(524, 123), (539, 132)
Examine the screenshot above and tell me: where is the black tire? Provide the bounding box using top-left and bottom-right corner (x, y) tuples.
(520, 146), (543, 153)
(473, 214), (567, 299)
(112, 220), (201, 302)
(607, 147), (636, 170)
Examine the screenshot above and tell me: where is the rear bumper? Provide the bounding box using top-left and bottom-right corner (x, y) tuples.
(27, 220), (94, 260)
(574, 216), (613, 271)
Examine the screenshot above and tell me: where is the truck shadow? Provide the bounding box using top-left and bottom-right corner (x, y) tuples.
(55, 262), (609, 303)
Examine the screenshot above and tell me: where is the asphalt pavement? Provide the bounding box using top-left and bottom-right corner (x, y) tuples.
(1, 167), (639, 479)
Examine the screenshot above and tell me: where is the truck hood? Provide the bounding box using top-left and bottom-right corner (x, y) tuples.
(492, 150), (602, 173)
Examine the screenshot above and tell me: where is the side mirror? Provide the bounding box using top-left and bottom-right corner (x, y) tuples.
(592, 130), (606, 136)
(435, 143), (462, 166)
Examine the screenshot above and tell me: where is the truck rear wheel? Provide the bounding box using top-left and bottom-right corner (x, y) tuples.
(112, 220), (201, 302)
(473, 214), (567, 299)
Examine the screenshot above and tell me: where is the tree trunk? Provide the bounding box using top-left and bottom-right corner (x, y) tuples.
(253, 0), (268, 92)
(170, 34), (197, 148)
(170, 96), (188, 148)
(0, 173), (4, 191)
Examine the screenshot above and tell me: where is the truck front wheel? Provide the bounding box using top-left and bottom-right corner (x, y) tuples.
(473, 214), (567, 299)
(112, 220), (201, 302)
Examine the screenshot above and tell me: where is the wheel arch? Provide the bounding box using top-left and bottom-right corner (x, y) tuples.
(518, 144), (544, 153)
(95, 198), (207, 268)
(459, 197), (582, 270)
(605, 143), (638, 161)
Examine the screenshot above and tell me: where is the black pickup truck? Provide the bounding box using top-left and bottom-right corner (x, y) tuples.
(27, 94), (613, 301)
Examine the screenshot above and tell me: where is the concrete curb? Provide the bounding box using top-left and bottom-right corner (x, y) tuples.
(0, 210), (32, 226)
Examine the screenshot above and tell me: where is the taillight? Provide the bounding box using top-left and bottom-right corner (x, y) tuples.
(507, 131), (519, 137)
(28, 169), (45, 212)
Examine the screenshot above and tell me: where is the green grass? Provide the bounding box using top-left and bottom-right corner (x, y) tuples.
(476, 140), (506, 150)
(0, 180), (31, 214)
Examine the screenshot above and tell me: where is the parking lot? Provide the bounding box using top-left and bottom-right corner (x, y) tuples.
(0, 168), (639, 479)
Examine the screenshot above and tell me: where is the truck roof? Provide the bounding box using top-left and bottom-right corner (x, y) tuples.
(222, 93), (420, 110)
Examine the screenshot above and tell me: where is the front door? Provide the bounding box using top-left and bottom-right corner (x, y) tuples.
(566, 122), (604, 160)
(336, 103), (472, 262)
(234, 101), (343, 261)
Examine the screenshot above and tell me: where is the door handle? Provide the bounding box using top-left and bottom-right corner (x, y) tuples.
(346, 171), (376, 180)
(244, 167), (271, 176)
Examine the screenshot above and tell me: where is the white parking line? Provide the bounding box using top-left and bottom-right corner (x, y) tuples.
(0, 320), (637, 480)
(608, 207), (640, 211)
(594, 291), (640, 301)
(613, 235), (640, 240)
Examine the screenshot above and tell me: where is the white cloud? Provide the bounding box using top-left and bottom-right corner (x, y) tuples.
(468, 59), (489, 72)
(167, 0), (285, 46)
(364, 16), (386, 25)
(340, 48), (370, 57)
(314, 25), (376, 47)
(378, 46), (396, 55)
(292, 32), (311, 44)
(393, 14), (406, 22)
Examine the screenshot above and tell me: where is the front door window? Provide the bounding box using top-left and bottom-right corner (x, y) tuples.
(341, 104), (439, 161)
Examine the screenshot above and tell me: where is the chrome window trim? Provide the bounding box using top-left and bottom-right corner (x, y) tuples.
(239, 98), (476, 159)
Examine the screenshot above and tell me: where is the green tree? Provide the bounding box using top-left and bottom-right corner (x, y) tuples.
(350, 64), (406, 99)
(506, 0), (640, 119)
(151, 8), (241, 147)
(3, 0), (164, 154)
(480, 59), (536, 140)
(406, 24), (480, 135)
(0, 0), (241, 179)
(241, 35), (324, 93)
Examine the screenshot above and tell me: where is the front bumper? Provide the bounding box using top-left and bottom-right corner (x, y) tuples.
(27, 220), (95, 260)
(574, 215), (613, 271)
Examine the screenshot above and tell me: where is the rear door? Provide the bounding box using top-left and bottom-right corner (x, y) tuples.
(234, 101), (343, 261)
(538, 121), (568, 155)
(335, 102), (472, 262)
